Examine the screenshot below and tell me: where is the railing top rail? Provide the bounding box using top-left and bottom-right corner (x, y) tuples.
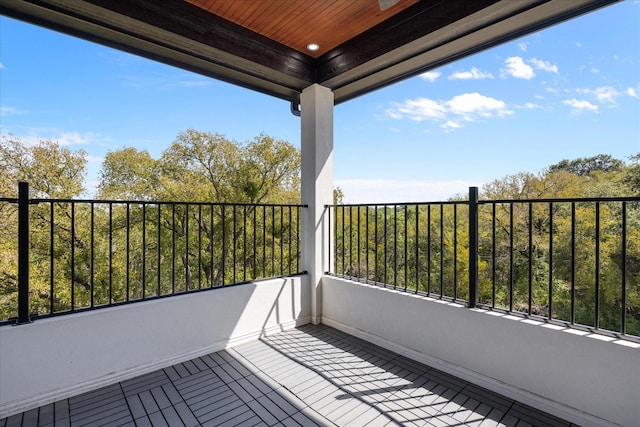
(0, 197), (18, 203)
(480, 195), (640, 204)
(28, 198), (308, 208)
(325, 200), (466, 208)
(327, 195), (640, 208)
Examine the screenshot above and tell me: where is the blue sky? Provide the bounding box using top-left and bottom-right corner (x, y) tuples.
(1, 1), (639, 203)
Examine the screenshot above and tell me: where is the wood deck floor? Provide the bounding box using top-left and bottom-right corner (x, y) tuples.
(1, 325), (575, 427)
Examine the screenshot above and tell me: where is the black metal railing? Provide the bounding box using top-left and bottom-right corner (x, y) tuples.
(327, 187), (640, 338)
(0, 182), (305, 325)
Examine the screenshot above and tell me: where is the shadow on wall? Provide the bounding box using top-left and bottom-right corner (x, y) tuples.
(0, 276), (310, 418)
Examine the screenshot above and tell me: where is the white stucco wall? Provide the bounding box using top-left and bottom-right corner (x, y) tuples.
(322, 276), (640, 427)
(0, 276), (310, 418)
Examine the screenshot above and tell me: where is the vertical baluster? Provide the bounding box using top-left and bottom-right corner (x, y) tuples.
(468, 188), (478, 308)
(548, 202), (553, 320)
(17, 182), (31, 324)
(570, 202), (576, 324)
(50, 201), (55, 314)
(491, 203), (496, 308)
(621, 202), (627, 335)
(595, 202), (600, 329)
(90, 202), (95, 307)
(509, 203), (514, 312)
(528, 203), (533, 315)
(158, 204), (162, 295)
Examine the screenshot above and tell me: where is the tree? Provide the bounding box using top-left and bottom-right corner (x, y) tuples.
(548, 154), (624, 177)
(156, 130), (300, 203)
(333, 187), (344, 205)
(1, 135), (87, 198)
(477, 157), (640, 333)
(0, 135), (88, 319)
(98, 148), (160, 200)
(97, 130), (302, 291)
(622, 153), (640, 194)
(332, 153), (640, 335)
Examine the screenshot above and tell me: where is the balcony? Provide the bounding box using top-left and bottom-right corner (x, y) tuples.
(0, 1), (634, 426)
(1, 188), (638, 427)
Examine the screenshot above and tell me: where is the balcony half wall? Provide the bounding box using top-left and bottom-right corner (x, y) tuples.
(322, 275), (639, 427)
(0, 276), (310, 419)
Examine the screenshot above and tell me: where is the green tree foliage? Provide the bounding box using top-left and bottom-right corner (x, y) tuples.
(1, 136), (87, 198)
(334, 153), (640, 336)
(548, 154), (625, 177)
(98, 147), (160, 200)
(96, 130), (301, 291)
(333, 187), (344, 205)
(2, 136), (638, 338)
(99, 130), (300, 203)
(1, 135), (88, 319)
(0, 131), (302, 321)
(622, 153), (640, 194)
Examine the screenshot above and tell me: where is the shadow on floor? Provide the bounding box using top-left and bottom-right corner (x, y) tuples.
(1, 324), (574, 427)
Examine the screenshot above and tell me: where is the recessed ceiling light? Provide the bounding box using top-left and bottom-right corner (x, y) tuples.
(307, 43), (320, 52)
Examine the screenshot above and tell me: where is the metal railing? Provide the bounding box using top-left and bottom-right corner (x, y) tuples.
(0, 182), (306, 325)
(327, 187), (640, 339)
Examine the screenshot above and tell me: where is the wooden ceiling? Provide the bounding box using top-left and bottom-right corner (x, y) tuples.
(0, 0), (621, 105)
(185, 0), (420, 58)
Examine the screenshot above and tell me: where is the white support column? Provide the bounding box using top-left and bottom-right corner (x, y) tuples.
(300, 84), (334, 325)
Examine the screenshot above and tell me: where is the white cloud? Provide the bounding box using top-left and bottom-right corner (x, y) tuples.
(9, 129), (111, 147)
(530, 58), (558, 73)
(446, 93), (512, 119)
(501, 56), (535, 80)
(419, 71), (441, 83)
(562, 99), (598, 114)
(387, 98), (447, 122)
(0, 106), (22, 116)
(59, 132), (94, 145)
(593, 86), (619, 104)
(518, 42), (528, 52)
(334, 179), (484, 204)
(576, 86), (633, 105)
(448, 67), (493, 80)
(519, 102), (543, 109)
(441, 121), (462, 132)
(387, 92), (512, 130)
(386, 109), (403, 120)
(0, 62), (4, 70)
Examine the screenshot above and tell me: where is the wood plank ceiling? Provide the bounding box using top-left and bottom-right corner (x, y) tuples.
(0, 0), (621, 104)
(185, 0), (420, 58)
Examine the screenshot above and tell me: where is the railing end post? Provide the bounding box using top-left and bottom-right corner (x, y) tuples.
(17, 181), (31, 324)
(468, 187), (479, 309)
